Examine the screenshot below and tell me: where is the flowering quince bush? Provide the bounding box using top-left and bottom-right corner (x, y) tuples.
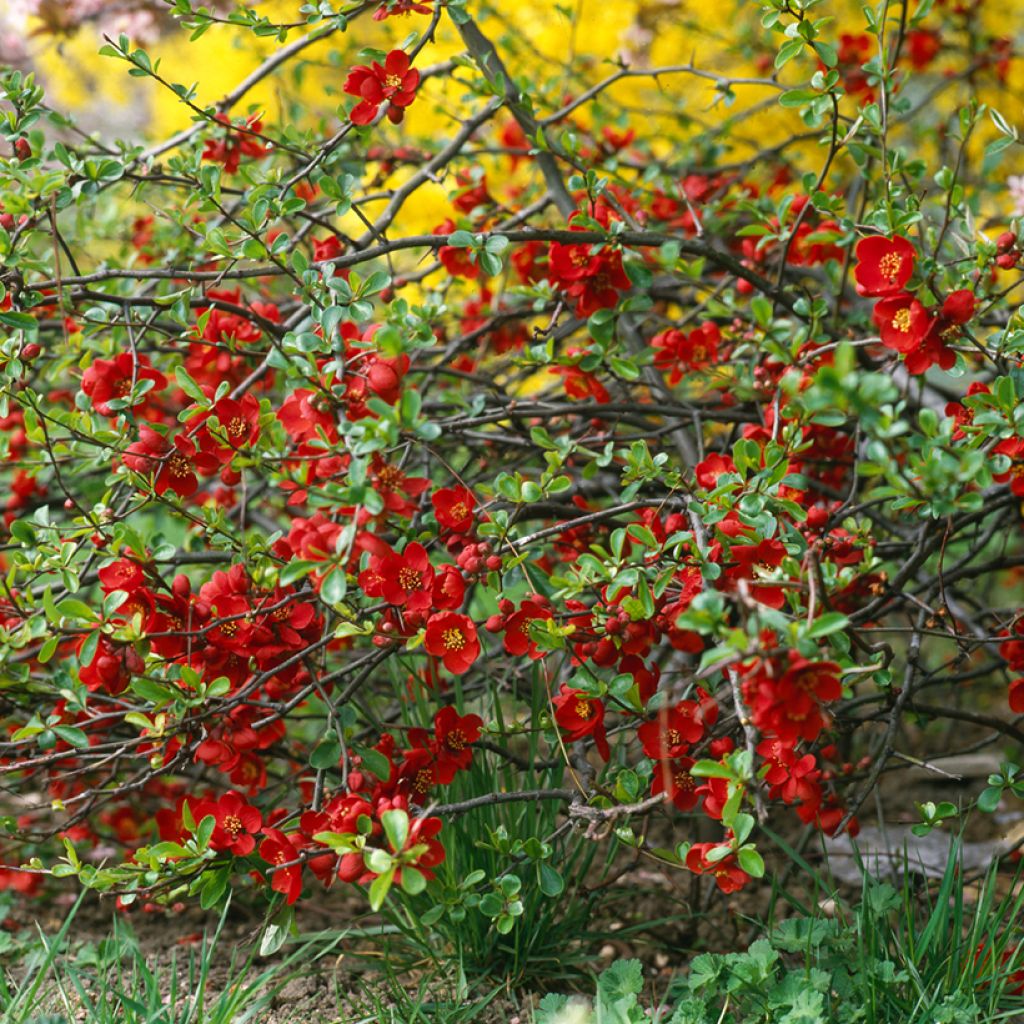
(0, 0), (1023, 943)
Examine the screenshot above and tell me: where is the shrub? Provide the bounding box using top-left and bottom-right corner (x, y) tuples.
(0, 0), (1021, 966)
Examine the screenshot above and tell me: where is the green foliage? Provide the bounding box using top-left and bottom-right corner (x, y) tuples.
(0, 896), (346, 1024)
(534, 845), (1024, 1024)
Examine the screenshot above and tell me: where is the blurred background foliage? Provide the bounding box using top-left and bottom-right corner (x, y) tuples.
(5, 0), (1024, 238)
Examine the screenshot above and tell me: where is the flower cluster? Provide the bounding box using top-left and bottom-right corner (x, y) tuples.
(855, 234), (977, 374)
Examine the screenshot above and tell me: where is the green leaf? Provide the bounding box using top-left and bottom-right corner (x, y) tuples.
(198, 865), (231, 910)
(260, 904), (295, 956)
(814, 40), (837, 67)
(775, 38), (805, 69)
(174, 366), (207, 403)
(806, 612), (849, 639)
(380, 808), (409, 853)
(690, 759), (734, 779)
(37, 635), (59, 664)
(977, 786), (1002, 813)
(400, 866), (426, 895)
(779, 88), (818, 108)
(195, 814), (215, 851)
(538, 862), (564, 896)
(445, 230), (476, 248)
(56, 599), (96, 621)
(310, 733), (342, 770)
(320, 568), (347, 605)
(737, 845), (766, 878)
(354, 744), (391, 781)
(368, 867), (395, 911)
(53, 726), (88, 749)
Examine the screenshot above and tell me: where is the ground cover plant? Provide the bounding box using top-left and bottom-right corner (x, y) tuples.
(1, 0), (1024, 1016)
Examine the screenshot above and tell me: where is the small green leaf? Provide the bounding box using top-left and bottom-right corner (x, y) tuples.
(368, 867), (395, 910)
(380, 808), (409, 853)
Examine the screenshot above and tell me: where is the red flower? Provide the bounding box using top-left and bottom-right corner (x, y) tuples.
(434, 219), (480, 279)
(758, 738), (822, 808)
(313, 235), (344, 262)
(369, 455), (430, 518)
(552, 685), (610, 760)
(906, 29), (941, 70)
(651, 757), (700, 811)
(197, 395), (261, 462)
(872, 292), (930, 353)
(432, 705), (483, 774)
(77, 634), (140, 694)
(651, 322), (720, 384)
(258, 829), (303, 904)
(695, 453), (736, 489)
(98, 558), (146, 594)
(432, 486), (476, 533)
(548, 240), (630, 318)
(829, 33), (875, 101)
(685, 843), (750, 893)
(451, 170), (492, 215)
(81, 354), (166, 417)
(123, 426), (219, 499)
(373, 0), (434, 18)
(365, 542), (435, 610)
(277, 389), (338, 445)
(432, 565), (467, 610)
(782, 657), (842, 701)
(424, 612), (480, 675)
(910, 288), (975, 374)
(722, 535), (788, 610)
(344, 50), (420, 126)
(553, 360), (612, 403)
(744, 657), (842, 743)
(191, 791), (263, 856)
(202, 114), (270, 173)
(637, 701), (706, 759)
(854, 235), (916, 296)
(940, 289), (975, 324)
(398, 747), (441, 799)
(398, 812), (446, 882)
(511, 238), (546, 281)
(496, 599), (554, 659)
